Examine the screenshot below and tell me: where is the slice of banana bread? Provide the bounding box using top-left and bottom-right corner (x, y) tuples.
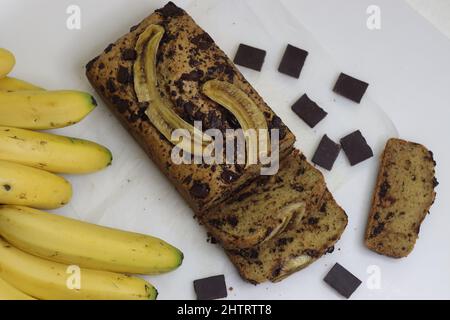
(227, 190), (348, 284)
(202, 150), (326, 249)
(85, 2), (295, 214)
(365, 138), (437, 258)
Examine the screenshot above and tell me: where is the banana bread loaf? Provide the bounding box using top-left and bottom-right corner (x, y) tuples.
(365, 138), (437, 258)
(85, 2), (295, 214)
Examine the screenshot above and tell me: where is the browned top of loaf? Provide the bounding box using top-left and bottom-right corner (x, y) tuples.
(227, 190), (348, 284)
(85, 2), (295, 213)
(365, 138), (437, 258)
(202, 150), (326, 250)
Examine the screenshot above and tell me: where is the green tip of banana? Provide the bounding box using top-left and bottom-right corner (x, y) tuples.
(89, 94), (98, 108)
(177, 250), (184, 267)
(106, 149), (113, 166)
(146, 284), (158, 300)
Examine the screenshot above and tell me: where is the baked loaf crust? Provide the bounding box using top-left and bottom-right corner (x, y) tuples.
(85, 2), (295, 214)
(86, 1), (348, 283)
(365, 138), (437, 258)
(202, 150), (326, 249)
(227, 190), (348, 284)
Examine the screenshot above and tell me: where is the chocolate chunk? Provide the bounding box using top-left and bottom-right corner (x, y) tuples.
(340, 130), (373, 166)
(180, 70), (204, 82)
(324, 263), (362, 299)
(233, 44), (266, 71)
(85, 56), (98, 71)
(221, 169), (239, 184)
(121, 48), (137, 61)
(190, 181), (210, 199)
(226, 215), (238, 227)
(117, 66), (130, 84)
(371, 222), (385, 237)
(291, 94), (327, 128)
(312, 135), (341, 171)
(378, 180), (390, 198)
(326, 246), (335, 254)
(333, 73), (369, 103)
(191, 32), (213, 50)
(278, 44), (308, 78)
(111, 95), (129, 113)
(106, 78), (116, 93)
(155, 1), (184, 18)
(193, 275), (227, 300)
(104, 43), (114, 53)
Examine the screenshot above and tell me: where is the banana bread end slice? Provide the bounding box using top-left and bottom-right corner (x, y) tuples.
(365, 138), (438, 258)
(227, 190), (348, 284)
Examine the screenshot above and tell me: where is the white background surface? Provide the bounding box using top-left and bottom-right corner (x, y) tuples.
(0, 0), (449, 300)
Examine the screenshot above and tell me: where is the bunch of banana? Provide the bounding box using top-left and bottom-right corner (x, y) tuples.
(0, 48), (111, 209)
(0, 205), (185, 300)
(0, 49), (183, 299)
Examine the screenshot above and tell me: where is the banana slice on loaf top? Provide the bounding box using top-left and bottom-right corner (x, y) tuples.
(85, 1), (295, 213)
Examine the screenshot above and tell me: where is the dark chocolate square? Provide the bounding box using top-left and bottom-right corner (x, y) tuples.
(278, 44), (309, 78)
(291, 94), (327, 128)
(312, 135), (341, 170)
(340, 130), (373, 166)
(324, 263), (362, 299)
(193, 275), (227, 300)
(233, 44), (266, 71)
(333, 73), (369, 103)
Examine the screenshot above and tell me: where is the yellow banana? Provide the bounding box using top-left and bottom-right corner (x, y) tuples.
(134, 24), (211, 156)
(0, 126), (112, 174)
(0, 237), (157, 300)
(0, 48), (15, 78)
(0, 276), (35, 300)
(0, 160), (72, 209)
(0, 205), (184, 275)
(0, 77), (43, 91)
(0, 90), (96, 129)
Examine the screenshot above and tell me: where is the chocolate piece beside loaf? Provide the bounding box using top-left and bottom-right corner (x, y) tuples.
(365, 138), (437, 258)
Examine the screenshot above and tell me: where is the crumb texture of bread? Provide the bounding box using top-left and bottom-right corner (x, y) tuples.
(365, 138), (437, 258)
(202, 150), (326, 249)
(85, 1), (295, 214)
(227, 190), (348, 284)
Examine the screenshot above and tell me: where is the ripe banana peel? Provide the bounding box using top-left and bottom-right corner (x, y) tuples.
(0, 77), (43, 91)
(0, 237), (157, 300)
(0, 126), (112, 174)
(0, 160), (72, 209)
(0, 205), (184, 275)
(0, 276), (35, 300)
(202, 80), (270, 166)
(134, 24), (211, 156)
(0, 48), (15, 78)
(0, 90), (96, 129)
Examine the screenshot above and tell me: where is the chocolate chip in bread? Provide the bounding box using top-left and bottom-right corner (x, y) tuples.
(365, 138), (437, 258)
